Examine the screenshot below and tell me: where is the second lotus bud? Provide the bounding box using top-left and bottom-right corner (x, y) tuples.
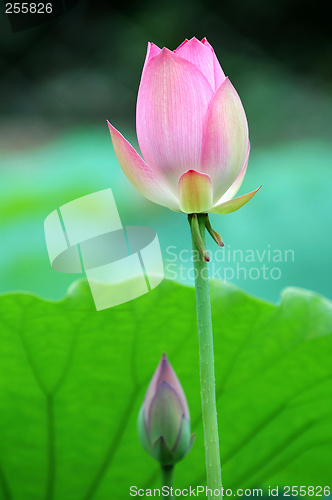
(138, 353), (194, 466)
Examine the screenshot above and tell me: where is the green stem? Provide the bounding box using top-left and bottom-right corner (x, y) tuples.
(189, 214), (222, 500)
(161, 465), (174, 498)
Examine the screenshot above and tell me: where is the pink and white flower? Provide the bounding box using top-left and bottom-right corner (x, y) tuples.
(108, 37), (260, 214)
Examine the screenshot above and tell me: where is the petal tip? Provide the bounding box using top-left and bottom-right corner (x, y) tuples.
(174, 39), (189, 52)
(107, 120), (118, 138)
(210, 185), (261, 214)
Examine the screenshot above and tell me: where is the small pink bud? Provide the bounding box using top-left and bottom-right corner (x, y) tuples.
(137, 354), (194, 465)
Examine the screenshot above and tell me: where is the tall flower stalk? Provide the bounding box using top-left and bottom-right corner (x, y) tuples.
(108, 37), (260, 496)
(190, 213), (222, 499)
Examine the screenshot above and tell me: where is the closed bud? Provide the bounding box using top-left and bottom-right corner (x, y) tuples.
(108, 37), (260, 215)
(138, 353), (194, 465)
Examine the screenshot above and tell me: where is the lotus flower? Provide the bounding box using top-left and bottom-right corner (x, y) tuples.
(137, 354), (194, 465)
(107, 37), (260, 214)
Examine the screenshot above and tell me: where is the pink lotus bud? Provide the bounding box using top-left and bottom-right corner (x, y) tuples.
(108, 37), (260, 214)
(137, 354), (194, 465)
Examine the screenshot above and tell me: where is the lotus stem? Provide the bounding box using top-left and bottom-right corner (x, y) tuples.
(161, 465), (174, 498)
(189, 213), (222, 500)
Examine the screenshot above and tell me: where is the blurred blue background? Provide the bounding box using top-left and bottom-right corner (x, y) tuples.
(0, 0), (331, 303)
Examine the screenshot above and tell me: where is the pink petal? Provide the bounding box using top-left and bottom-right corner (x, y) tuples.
(107, 121), (180, 210)
(141, 42), (161, 79)
(148, 382), (183, 447)
(178, 169), (213, 213)
(209, 186), (261, 214)
(145, 354), (189, 420)
(136, 48), (214, 192)
(174, 39), (189, 51)
(215, 143), (250, 204)
(175, 37), (216, 90)
(201, 38), (225, 89)
(201, 77), (249, 204)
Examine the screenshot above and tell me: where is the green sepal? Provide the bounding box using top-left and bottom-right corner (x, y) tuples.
(188, 213), (210, 262)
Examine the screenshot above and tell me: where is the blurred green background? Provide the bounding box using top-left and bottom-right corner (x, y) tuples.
(0, 0), (331, 303)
